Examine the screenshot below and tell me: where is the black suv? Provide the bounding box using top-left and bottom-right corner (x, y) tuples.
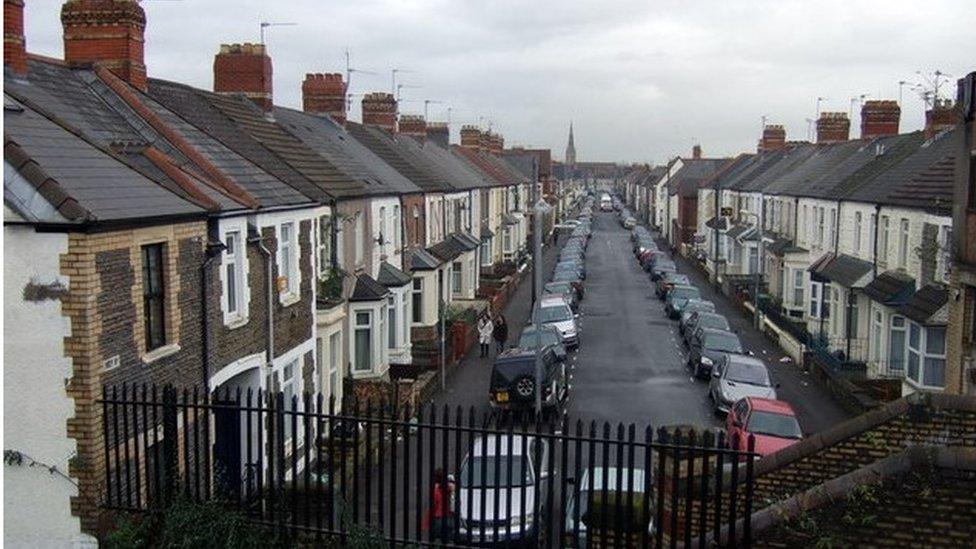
(489, 348), (567, 413)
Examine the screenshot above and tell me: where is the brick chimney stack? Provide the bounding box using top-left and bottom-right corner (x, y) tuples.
(489, 133), (504, 155)
(860, 100), (900, 139)
(816, 112), (850, 143)
(758, 125), (786, 152)
(61, 0), (147, 90)
(460, 125), (482, 151)
(4, 0), (27, 75)
(426, 122), (449, 148)
(925, 99), (956, 139)
(361, 92), (397, 132)
(397, 114), (427, 138)
(213, 43), (273, 111)
(692, 144), (702, 159)
(302, 73), (346, 124)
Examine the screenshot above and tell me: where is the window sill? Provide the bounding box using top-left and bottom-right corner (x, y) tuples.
(280, 293), (301, 308)
(224, 315), (249, 330)
(142, 343), (181, 365)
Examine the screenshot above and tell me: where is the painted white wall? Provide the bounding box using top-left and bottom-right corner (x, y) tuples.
(3, 224), (95, 548)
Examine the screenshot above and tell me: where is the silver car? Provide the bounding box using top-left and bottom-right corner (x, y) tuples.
(533, 295), (580, 350)
(564, 467), (653, 547)
(457, 435), (551, 544)
(709, 354), (778, 415)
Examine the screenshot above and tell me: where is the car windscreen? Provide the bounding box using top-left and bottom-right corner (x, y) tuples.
(746, 411), (802, 439)
(545, 283), (572, 294)
(699, 315), (730, 331)
(704, 332), (743, 353)
(461, 455), (532, 488)
(670, 287), (700, 300)
(685, 301), (715, 314)
(537, 304), (572, 323)
(520, 329), (560, 348)
(664, 275), (689, 285)
(725, 361), (770, 386)
(553, 272), (581, 282)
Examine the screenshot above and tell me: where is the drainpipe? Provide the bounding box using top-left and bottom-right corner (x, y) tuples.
(793, 197), (800, 241)
(201, 227), (226, 391)
(871, 204), (881, 277)
(250, 225), (275, 374)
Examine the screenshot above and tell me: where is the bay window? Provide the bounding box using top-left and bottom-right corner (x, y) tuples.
(354, 311), (372, 372)
(412, 278), (423, 324)
(906, 323), (945, 388)
(793, 269), (804, 307)
(888, 316), (906, 373)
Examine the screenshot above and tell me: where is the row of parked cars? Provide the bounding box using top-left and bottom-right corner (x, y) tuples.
(630, 222), (804, 457)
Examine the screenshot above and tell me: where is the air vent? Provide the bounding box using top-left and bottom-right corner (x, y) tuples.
(874, 143), (886, 157)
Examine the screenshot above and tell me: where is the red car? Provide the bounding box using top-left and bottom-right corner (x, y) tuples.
(725, 397), (803, 457)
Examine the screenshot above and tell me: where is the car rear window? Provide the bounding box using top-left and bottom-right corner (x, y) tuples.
(746, 410), (802, 439)
(670, 287), (700, 300)
(704, 332), (743, 353)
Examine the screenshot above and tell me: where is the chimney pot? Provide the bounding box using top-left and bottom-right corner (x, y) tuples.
(4, 0), (27, 75)
(924, 99), (956, 139)
(397, 114), (427, 137)
(860, 100), (900, 139)
(302, 72), (346, 125)
(213, 42), (273, 111)
(692, 144), (702, 159)
(816, 112), (850, 144)
(361, 92), (397, 132)
(460, 125), (483, 152)
(61, 0), (147, 90)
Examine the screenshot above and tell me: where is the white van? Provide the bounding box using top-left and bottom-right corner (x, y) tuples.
(600, 194), (612, 211)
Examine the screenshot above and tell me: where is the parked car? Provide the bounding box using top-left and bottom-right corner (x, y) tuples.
(655, 273), (691, 299)
(687, 328), (744, 378)
(664, 285), (702, 319)
(489, 348), (567, 412)
(518, 325), (568, 363)
(564, 467), (653, 547)
(641, 252), (669, 271)
(648, 260), (677, 281)
(457, 435), (552, 544)
(708, 354), (777, 415)
(552, 271), (585, 299)
(533, 295), (580, 350)
(682, 312), (731, 346)
(725, 397), (802, 456)
(544, 281), (580, 312)
(555, 261), (586, 280)
(623, 216), (636, 229)
(678, 300), (716, 334)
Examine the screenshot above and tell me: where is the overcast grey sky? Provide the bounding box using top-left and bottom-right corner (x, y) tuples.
(20, 0), (974, 163)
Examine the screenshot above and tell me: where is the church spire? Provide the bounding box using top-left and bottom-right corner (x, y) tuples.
(565, 121), (577, 167)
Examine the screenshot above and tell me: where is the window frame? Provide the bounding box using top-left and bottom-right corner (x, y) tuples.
(317, 215), (333, 279)
(142, 243), (167, 352)
(854, 211), (862, 253)
(793, 269), (804, 307)
(277, 221), (300, 301)
(411, 277), (424, 325)
(353, 310), (373, 373)
(898, 218), (909, 268)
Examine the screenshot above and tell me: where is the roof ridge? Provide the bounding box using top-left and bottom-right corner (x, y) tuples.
(94, 66), (260, 209)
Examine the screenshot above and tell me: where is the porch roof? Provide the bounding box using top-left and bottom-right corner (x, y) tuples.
(766, 236), (807, 256)
(863, 270), (916, 307)
(409, 248), (442, 271)
(897, 284), (948, 325)
(350, 273), (390, 302)
(377, 261), (412, 287)
(704, 216), (730, 231)
(808, 252), (873, 288)
(428, 235), (466, 262)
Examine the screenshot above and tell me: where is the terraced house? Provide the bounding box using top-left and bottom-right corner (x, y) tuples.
(693, 100), (959, 396)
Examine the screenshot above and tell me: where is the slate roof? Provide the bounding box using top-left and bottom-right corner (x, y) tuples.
(727, 223), (756, 240)
(668, 158), (729, 197)
(863, 270), (916, 306)
(481, 225), (495, 240)
(274, 108), (419, 196)
(808, 252), (873, 287)
(844, 129), (956, 215)
(766, 236), (807, 256)
(409, 247), (442, 270)
(451, 146), (515, 186)
(897, 284), (948, 324)
(394, 134), (493, 191)
(428, 235), (466, 262)
(4, 93), (205, 223)
(725, 146), (818, 193)
(454, 232), (480, 250)
(501, 151), (538, 181)
(346, 122), (450, 193)
(704, 216), (730, 231)
(376, 261), (412, 287)
(349, 273), (390, 302)
(196, 90), (363, 201)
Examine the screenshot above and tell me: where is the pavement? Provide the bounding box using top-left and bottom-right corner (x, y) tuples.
(431, 209), (850, 435)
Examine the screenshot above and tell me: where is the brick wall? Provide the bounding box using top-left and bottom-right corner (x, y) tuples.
(60, 221), (206, 534)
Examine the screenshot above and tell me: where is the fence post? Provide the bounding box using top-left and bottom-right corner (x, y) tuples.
(162, 385), (179, 505)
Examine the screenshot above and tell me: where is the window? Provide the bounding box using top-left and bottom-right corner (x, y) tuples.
(748, 246), (758, 274)
(827, 209), (836, 248)
(412, 278), (423, 324)
(880, 216), (890, 263)
(854, 212), (862, 253)
(871, 309), (884, 363)
(480, 240), (492, 266)
(387, 296), (396, 349)
(923, 327), (946, 387)
(452, 261), (463, 296)
(849, 298), (859, 338)
(224, 231), (244, 317)
(869, 213), (877, 257)
(279, 222), (298, 297)
(898, 218), (909, 268)
(793, 270), (804, 307)
(317, 215), (332, 278)
(888, 316), (906, 373)
(393, 205), (401, 251)
(281, 360), (297, 442)
(354, 311), (372, 372)
(809, 282), (820, 317)
(142, 243), (166, 351)
(379, 206), (387, 255)
(817, 208), (825, 247)
(329, 331), (341, 398)
(402, 297), (410, 343)
(938, 226), (952, 282)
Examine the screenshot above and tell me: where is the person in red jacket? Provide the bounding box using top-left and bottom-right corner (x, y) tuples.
(426, 468), (455, 542)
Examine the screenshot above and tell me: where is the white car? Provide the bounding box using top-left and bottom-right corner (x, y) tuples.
(457, 435), (551, 544)
(709, 354), (778, 415)
(533, 295), (580, 350)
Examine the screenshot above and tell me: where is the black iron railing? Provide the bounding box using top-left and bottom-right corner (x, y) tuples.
(100, 384), (757, 548)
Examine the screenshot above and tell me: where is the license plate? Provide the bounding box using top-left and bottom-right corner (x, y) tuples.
(495, 392), (509, 403)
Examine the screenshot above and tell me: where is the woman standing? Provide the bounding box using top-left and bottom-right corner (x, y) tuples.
(492, 314), (509, 354)
(478, 313), (494, 358)
(428, 468), (455, 543)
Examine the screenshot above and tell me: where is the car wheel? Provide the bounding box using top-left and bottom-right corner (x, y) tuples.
(514, 376), (536, 400)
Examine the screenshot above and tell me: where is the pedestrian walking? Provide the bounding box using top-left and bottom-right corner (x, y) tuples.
(478, 313), (493, 358)
(422, 468), (455, 543)
(493, 314), (508, 353)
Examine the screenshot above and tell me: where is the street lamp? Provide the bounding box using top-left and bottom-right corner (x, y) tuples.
(740, 207), (764, 329)
(533, 197), (553, 416)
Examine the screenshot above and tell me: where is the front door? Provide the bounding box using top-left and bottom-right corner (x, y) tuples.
(213, 396), (242, 500)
